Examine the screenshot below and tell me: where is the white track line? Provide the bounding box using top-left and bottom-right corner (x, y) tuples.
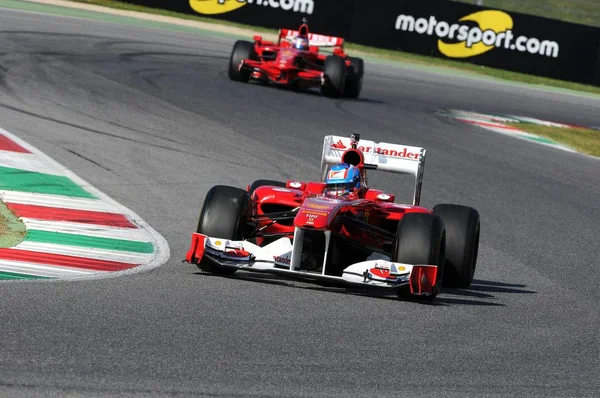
(22, 219), (152, 242)
(0, 260), (98, 277)
(0, 190), (120, 213)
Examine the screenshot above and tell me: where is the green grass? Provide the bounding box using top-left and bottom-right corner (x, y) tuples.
(455, 0), (600, 28)
(0, 200), (26, 249)
(66, 0), (600, 96)
(507, 123), (600, 156)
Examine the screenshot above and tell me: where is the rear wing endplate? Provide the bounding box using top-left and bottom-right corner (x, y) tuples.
(320, 135), (427, 206)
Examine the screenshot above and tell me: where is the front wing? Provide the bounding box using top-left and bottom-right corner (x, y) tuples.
(185, 232), (438, 297)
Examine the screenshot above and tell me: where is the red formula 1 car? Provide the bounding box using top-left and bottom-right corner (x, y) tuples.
(185, 134), (481, 301)
(228, 20), (364, 98)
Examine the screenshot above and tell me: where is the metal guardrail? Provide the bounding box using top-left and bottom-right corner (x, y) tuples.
(453, 0), (600, 28)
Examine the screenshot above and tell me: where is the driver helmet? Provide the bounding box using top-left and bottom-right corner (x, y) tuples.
(324, 163), (362, 198)
(293, 35), (310, 51)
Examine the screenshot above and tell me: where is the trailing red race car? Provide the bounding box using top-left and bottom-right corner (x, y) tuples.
(228, 19), (364, 98)
(185, 134), (481, 301)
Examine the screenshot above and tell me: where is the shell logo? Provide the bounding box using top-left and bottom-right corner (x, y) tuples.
(189, 0), (246, 15)
(438, 10), (513, 58)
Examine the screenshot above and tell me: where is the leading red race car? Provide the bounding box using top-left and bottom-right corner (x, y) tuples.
(185, 134), (481, 301)
(228, 19), (364, 98)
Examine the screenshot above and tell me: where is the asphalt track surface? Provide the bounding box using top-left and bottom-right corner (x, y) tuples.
(1, 6), (599, 398)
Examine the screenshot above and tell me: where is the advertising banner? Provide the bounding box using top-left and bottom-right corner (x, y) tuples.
(348, 0), (600, 85)
(118, 0), (354, 38)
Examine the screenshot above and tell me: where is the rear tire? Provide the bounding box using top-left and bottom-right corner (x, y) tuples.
(248, 179), (286, 196)
(393, 213), (446, 300)
(229, 40), (256, 82)
(321, 55), (346, 98)
(196, 185), (250, 275)
(433, 204), (480, 288)
(344, 57), (364, 99)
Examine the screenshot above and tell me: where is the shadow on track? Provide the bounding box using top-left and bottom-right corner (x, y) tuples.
(193, 272), (535, 307)
(219, 73), (386, 104)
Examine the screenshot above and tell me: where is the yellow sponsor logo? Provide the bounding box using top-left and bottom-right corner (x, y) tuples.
(395, 10), (559, 59)
(190, 0), (314, 15)
(190, 0), (246, 15)
(306, 203), (333, 210)
(438, 10), (512, 58)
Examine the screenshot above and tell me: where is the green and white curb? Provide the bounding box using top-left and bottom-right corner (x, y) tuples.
(0, 127), (170, 281)
(439, 109), (584, 153)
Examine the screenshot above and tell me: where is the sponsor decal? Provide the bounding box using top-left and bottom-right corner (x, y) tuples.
(302, 209), (328, 217)
(328, 169), (348, 180)
(331, 139), (347, 149)
(273, 255), (291, 266)
(305, 213), (320, 225)
(390, 264), (407, 274)
(278, 48), (295, 67)
(290, 181), (302, 188)
(395, 10), (559, 59)
(306, 203), (332, 210)
(377, 193), (391, 201)
(374, 147), (420, 159)
(214, 240), (222, 246)
(273, 187), (291, 192)
(370, 265), (391, 279)
(283, 31), (340, 46)
(225, 248), (251, 258)
(330, 140), (420, 160)
(273, 255), (291, 264)
(189, 0), (314, 15)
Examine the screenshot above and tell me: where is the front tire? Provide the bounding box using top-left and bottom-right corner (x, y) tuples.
(433, 204), (480, 288)
(196, 185), (250, 275)
(229, 40), (256, 82)
(393, 213), (446, 300)
(321, 55), (346, 98)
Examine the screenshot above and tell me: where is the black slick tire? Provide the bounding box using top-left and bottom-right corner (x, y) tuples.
(196, 185), (250, 275)
(344, 57), (364, 99)
(433, 204), (480, 288)
(393, 213), (446, 300)
(229, 40), (256, 82)
(321, 55), (346, 98)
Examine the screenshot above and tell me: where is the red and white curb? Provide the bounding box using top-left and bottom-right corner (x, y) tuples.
(439, 109), (584, 154)
(0, 127), (170, 281)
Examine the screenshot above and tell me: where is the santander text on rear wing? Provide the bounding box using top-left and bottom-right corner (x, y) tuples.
(320, 135), (427, 206)
(279, 29), (344, 48)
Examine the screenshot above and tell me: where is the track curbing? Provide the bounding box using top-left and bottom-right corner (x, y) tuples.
(0, 127), (170, 282)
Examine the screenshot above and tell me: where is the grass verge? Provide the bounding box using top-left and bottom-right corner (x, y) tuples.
(0, 200), (26, 249)
(507, 123), (600, 157)
(66, 0), (600, 96)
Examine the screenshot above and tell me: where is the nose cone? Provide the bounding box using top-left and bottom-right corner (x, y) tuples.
(294, 199), (336, 230)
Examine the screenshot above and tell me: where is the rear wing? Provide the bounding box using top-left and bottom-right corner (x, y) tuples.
(320, 135), (427, 206)
(279, 29), (345, 48)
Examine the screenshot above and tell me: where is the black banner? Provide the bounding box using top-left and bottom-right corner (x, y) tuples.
(119, 0), (600, 86)
(348, 0), (600, 86)
(119, 0), (353, 38)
